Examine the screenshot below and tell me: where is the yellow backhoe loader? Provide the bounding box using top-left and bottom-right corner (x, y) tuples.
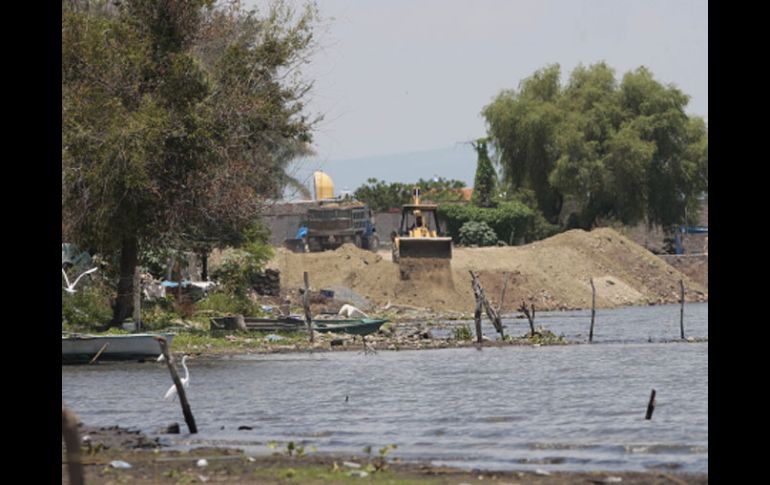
(391, 187), (452, 278)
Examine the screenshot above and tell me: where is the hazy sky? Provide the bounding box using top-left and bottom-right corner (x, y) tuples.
(251, 0), (708, 164)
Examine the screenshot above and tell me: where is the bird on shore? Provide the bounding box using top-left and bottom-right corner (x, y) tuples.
(62, 266), (98, 293)
(163, 355), (190, 401)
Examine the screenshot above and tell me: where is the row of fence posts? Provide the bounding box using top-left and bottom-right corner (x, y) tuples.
(470, 273), (692, 343)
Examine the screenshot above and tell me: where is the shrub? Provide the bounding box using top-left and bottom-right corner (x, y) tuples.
(458, 221), (498, 246)
(61, 284), (113, 330)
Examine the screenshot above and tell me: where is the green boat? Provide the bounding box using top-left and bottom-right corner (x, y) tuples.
(312, 318), (388, 336)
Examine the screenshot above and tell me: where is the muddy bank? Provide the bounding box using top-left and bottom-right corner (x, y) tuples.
(63, 425), (708, 484)
(267, 228), (708, 314)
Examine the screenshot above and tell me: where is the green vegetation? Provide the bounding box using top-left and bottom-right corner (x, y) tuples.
(62, 283), (114, 330)
(440, 200), (558, 245)
(452, 325), (473, 341)
(483, 62), (708, 229)
(458, 221), (499, 247)
(471, 138), (497, 208)
(62, 0), (319, 326)
(353, 177), (467, 212)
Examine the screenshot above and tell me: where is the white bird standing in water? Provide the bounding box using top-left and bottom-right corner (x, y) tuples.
(163, 355), (190, 401)
(62, 267), (98, 293)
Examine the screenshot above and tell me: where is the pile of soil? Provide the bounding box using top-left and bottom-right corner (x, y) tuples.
(267, 228), (708, 314)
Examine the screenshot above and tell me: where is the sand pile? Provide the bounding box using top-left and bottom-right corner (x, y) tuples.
(266, 228), (708, 313)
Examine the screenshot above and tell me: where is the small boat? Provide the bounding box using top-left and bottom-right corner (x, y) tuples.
(312, 318), (388, 336)
(62, 332), (174, 364)
(210, 315), (306, 332)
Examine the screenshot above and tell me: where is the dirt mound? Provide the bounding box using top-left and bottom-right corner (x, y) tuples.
(267, 228), (708, 314)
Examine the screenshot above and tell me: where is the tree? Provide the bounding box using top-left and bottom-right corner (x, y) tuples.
(483, 64), (564, 222)
(353, 177), (467, 212)
(470, 138), (496, 208)
(483, 62), (708, 229)
(62, 0), (319, 326)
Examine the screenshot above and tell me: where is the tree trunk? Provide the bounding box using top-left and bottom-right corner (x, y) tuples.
(112, 236), (138, 327)
(200, 251), (209, 281)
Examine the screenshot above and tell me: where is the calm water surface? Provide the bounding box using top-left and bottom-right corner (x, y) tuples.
(62, 303), (707, 473)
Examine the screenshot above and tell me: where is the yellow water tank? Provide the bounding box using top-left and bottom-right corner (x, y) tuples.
(313, 171), (334, 200)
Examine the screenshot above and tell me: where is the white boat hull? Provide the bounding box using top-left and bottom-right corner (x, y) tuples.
(62, 333), (174, 364)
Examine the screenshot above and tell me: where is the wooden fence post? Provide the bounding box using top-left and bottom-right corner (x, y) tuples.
(679, 279), (685, 340)
(645, 389), (656, 420)
(518, 302), (537, 337)
(155, 337), (197, 433)
(589, 278), (596, 343)
(469, 271), (505, 339)
(474, 294), (483, 343)
(303, 271), (314, 343)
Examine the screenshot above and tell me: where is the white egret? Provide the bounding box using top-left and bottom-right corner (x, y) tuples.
(338, 304), (368, 318)
(163, 355), (190, 401)
(62, 267), (99, 293)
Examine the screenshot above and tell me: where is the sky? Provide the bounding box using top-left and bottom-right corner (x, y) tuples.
(247, 0), (708, 195)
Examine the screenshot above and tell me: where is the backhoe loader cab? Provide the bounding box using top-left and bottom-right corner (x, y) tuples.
(391, 187), (453, 263)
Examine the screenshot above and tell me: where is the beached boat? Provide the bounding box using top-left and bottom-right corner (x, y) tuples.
(210, 315), (306, 332)
(312, 318), (388, 336)
(62, 332), (173, 364)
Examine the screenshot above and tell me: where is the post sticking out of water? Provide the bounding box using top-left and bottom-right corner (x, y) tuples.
(469, 271), (505, 339)
(474, 294), (483, 343)
(155, 337), (197, 434)
(518, 302), (537, 337)
(679, 279), (685, 340)
(589, 278), (596, 343)
(303, 271), (314, 343)
(645, 389), (656, 420)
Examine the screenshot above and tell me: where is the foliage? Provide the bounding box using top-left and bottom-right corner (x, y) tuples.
(457, 221), (498, 246)
(440, 200), (556, 245)
(62, 0), (319, 325)
(483, 62), (708, 229)
(452, 325), (473, 341)
(210, 221), (274, 299)
(354, 177), (467, 212)
(61, 284), (114, 330)
(471, 139), (497, 208)
(195, 290), (262, 316)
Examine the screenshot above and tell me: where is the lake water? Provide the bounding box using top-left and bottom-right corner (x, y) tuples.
(62, 303), (708, 473)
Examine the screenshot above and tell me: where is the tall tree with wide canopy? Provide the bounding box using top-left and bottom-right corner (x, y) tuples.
(482, 64), (565, 222)
(483, 62), (707, 229)
(62, 0), (319, 325)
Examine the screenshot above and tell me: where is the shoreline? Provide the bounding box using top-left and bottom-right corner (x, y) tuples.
(64, 425), (708, 484)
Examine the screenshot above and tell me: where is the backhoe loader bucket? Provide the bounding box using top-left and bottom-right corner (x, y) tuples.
(397, 237), (453, 260)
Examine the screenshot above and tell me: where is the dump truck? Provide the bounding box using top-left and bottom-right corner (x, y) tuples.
(303, 203), (379, 252)
(391, 187), (452, 279)
(284, 171), (380, 253)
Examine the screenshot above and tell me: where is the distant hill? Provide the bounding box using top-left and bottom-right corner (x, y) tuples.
(284, 144), (478, 199)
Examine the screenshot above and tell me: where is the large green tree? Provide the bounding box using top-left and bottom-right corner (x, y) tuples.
(483, 62), (708, 229)
(483, 65), (565, 222)
(62, 0), (318, 325)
